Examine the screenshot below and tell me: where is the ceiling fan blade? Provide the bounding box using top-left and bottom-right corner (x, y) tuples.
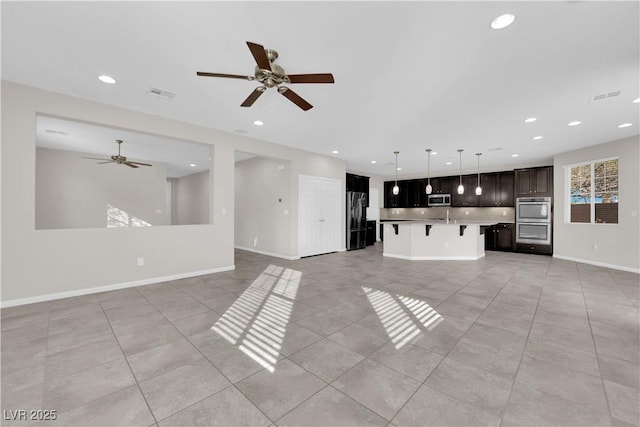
(196, 71), (251, 80)
(279, 87), (313, 111)
(97, 161), (114, 164)
(240, 87), (265, 107)
(247, 42), (271, 71)
(83, 157), (111, 161)
(287, 73), (335, 84)
(127, 161), (152, 167)
(123, 162), (139, 168)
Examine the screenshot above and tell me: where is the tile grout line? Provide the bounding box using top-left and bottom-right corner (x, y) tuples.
(136, 275), (279, 425)
(577, 267), (616, 425)
(497, 256), (550, 427)
(98, 289), (160, 427)
(387, 255), (528, 425)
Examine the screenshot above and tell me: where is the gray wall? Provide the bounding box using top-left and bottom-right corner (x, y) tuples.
(174, 170), (210, 225)
(235, 156), (292, 258)
(1, 81), (346, 304)
(553, 135), (640, 272)
(36, 147), (169, 229)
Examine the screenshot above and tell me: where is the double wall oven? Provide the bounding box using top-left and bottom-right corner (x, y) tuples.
(516, 197), (552, 246)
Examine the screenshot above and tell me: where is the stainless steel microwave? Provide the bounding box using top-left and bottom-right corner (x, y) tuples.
(427, 194), (451, 206)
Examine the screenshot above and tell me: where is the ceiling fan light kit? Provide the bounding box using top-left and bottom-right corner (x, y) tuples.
(197, 41), (335, 111)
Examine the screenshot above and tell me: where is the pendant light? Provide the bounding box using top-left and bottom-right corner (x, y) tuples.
(475, 153), (482, 196)
(457, 149), (464, 195)
(393, 151), (400, 195)
(425, 149), (433, 194)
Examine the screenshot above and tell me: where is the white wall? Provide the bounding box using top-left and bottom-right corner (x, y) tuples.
(1, 81), (346, 304)
(235, 157), (292, 258)
(36, 147), (168, 229)
(174, 170), (210, 225)
(553, 135), (640, 272)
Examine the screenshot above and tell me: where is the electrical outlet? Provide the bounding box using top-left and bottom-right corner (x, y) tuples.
(137, 257), (144, 267)
(444, 241), (449, 248)
(502, 210), (507, 216)
(421, 210), (425, 215)
(593, 244), (598, 251)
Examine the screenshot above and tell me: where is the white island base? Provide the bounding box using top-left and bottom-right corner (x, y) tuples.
(383, 221), (490, 261)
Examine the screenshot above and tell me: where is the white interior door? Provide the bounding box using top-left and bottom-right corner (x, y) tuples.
(298, 175), (341, 257)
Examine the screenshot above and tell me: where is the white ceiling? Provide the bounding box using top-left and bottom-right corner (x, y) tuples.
(2, 1), (638, 179)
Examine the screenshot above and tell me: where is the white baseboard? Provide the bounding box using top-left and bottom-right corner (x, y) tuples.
(0, 265), (235, 308)
(553, 254), (640, 274)
(383, 252), (484, 261)
(235, 246), (300, 261)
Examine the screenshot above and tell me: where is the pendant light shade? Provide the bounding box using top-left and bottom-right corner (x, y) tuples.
(425, 148), (433, 194)
(457, 149), (464, 195)
(393, 151), (400, 195)
(475, 152), (482, 196)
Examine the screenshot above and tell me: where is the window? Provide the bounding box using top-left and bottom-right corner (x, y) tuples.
(568, 158), (618, 224)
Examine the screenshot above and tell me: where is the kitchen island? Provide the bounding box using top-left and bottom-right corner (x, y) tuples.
(382, 220), (497, 260)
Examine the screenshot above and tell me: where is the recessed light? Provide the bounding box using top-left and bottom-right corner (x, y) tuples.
(491, 14), (515, 30)
(446, 161), (453, 165)
(568, 121), (582, 126)
(370, 160), (377, 164)
(331, 150), (339, 154)
(98, 75), (116, 84)
(189, 163), (197, 167)
(397, 167), (402, 171)
(533, 136), (543, 140)
(633, 97), (639, 103)
(618, 123), (632, 128)
(431, 151), (438, 155)
(511, 154), (520, 158)
(524, 117), (537, 123)
(253, 120), (264, 126)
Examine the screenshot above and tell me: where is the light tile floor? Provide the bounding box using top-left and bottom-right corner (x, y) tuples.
(1, 245), (638, 426)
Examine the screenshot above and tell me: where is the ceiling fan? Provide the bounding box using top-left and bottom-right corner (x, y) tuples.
(83, 139), (152, 168)
(197, 41), (335, 111)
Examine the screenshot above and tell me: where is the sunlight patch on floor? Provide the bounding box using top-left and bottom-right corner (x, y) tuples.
(212, 265), (300, 372)
(362, 286), (443, 349)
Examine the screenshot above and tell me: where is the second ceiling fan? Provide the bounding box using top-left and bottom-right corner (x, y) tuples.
(197, 41), (334, 111)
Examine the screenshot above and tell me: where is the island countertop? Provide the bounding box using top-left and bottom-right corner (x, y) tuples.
(380, 219), (500, 226)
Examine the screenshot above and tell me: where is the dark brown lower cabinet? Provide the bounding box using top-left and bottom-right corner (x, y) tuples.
(366, 221), (376, 246)
(485, 223), (515, 251)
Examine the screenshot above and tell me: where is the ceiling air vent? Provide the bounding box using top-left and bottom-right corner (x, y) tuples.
(45, 129), (68, 135)
(148, 87), (176, 101)
(591, 90), (621, 103)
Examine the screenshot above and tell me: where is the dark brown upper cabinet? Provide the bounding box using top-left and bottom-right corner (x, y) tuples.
(451, 174), (481, 207)
(515, 166), (553, 198)
(479, 171), (514, 207)
(428, 176), (452, 194)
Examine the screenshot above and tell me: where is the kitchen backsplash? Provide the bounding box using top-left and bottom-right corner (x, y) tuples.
(380, 206), (515, 223)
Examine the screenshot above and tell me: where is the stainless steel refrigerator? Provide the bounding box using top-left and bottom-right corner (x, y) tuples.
(347, 191), (367, 250)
